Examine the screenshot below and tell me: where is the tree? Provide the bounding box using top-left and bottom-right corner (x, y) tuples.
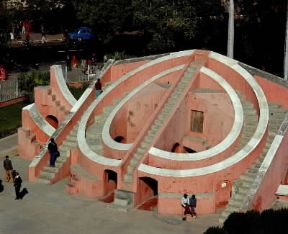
(132, 0), (198, 53)
(72, 0), (133, 44)
(227, 0), (234, 58)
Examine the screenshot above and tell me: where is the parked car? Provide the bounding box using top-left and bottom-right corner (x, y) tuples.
(68, 27), (95, 41)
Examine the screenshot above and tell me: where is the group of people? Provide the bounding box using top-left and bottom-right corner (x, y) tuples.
(1, 155), (27, 200)
(181, 193), (197, 221)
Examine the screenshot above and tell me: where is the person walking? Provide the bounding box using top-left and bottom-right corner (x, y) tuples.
(3, 155), (13, 182)
(189, 194), (197, 218)
(14, 172), (22, 200)
(41, 25), (47, 44)
(181, 193), (191, 221)
(95, 78), (102, 98)
(0, 179), (4, 193)
(48, 138), (58, 167)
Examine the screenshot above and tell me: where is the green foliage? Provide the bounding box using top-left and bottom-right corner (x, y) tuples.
(105, 51), (131, 60)
(18, 70), (49, 101)
(68, 82), (89, 100)
(133, 0), (198, 52)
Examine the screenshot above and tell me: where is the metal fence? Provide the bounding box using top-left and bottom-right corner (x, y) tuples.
(62, 63), (101, 83)
(0, 78), (20, 102)
(0, 63), (103, 102)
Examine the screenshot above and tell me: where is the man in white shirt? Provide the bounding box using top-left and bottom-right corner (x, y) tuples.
(181, 193), (191, 220)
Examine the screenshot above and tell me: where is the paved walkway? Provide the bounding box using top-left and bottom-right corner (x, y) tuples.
(0, 135), (220, 234)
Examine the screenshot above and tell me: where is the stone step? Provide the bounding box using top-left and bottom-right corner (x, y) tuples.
(240, 174), (255, 183)
(62, 140), (77, 148)
(59, 144), (71, 152)
(55, 160), (64, 168)
(91, 145), (103, 152)
(130, 158), (138, 167)
(66, 135), (77, 142)
(114, 197), (129, 207)
(124, 174), (133, 183)
(143, 135), (153, 144)
(56, 156), (67, 163)
(228, 199), (242, 207)
(136, 147), (145, 155)
(39, 171), (54, 180)
(37, 177), (51, 184)
(59, 150), (67, 157)
(140, 141), (150, 149)
(95, 115), (106, 123)
(42, 166), (58, 173)
(127, 165), (134, 174)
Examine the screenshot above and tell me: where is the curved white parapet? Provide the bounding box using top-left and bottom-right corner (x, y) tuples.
(78, 50), (195, 165)
(138, 51), (269, 177)
(148, 66), (243, 161)
(51, 65), (77, 107)
(102, 65), (186, 151)
(23, 103), (55, 137)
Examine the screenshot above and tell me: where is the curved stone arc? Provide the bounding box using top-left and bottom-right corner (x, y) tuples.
(148, 66), (243, 160)
(78, 90), (122, 166)
(23, 103), (55, 137)
(138, 51), (269, 177)
(29, 60), (117, 170)
(78, 50), (196, 166)
(52, 65), (77, 107)
(102, 65), (186, 151)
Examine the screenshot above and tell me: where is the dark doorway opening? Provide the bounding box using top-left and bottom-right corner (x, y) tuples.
(171, 143), (181, 153)
(114, 136), (125, 143)
(45, 115), (58, 128)
(137, 177), (158, 211)
(101, 170), (117, 203)
(183, 146), (197, 153)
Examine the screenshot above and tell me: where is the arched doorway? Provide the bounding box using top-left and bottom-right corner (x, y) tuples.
(45, 115), (58, 128)
(137, 177), (158, 211)
(183, 146), (197, 153)
(114, 136), (125, 143)
(101, 170), (117, 203)
(171, 143), (182, 153)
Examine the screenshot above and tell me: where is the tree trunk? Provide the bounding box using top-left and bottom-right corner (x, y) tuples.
(284, 0), (288, 80)
(227, 0), (234, 58)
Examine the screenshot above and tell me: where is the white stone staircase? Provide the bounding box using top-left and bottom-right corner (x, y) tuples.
(86, 98), (122, 154)
(123, 62), (199, 184)
(219, 103), (287, 223)
(37, 124), (78, 184)
(235, 97), (258, 151)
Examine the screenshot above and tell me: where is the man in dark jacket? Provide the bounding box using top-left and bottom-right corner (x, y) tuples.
(3, 155), (13, 182)
(48, 138), (58, 167)
(14, 172), (22, 200)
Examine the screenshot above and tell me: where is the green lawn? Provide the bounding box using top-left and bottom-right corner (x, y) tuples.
(0, 101), (29, 137)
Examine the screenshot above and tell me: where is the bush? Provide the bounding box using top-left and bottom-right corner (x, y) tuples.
(204, 226), (226, 234)
(205, 209), (288, 234)
(18, 70), (49, 101)
(68, 82), (89, 100)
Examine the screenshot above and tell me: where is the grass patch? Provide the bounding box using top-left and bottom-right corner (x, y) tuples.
(0, 101), (29, 138)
